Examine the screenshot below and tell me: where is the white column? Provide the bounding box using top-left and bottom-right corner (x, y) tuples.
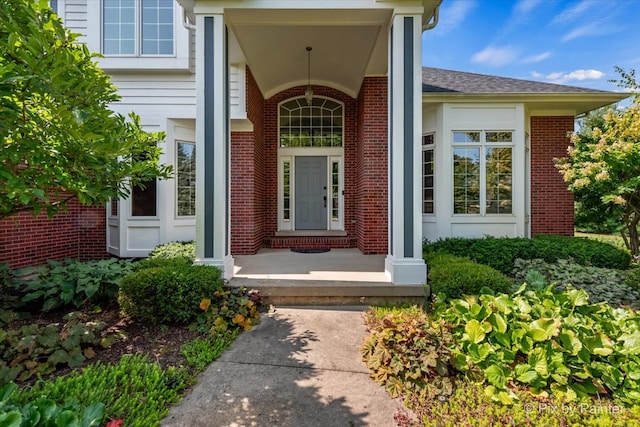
(385, 14), (427, 285)
(194, 14), (234, 279)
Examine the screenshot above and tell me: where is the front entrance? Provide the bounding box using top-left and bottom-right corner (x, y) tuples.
(295, 156), (327, 230)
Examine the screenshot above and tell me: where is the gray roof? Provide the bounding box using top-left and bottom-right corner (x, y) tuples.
(422, 67), (611, 94)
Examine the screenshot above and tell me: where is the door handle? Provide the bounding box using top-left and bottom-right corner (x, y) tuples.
(323, 196), (327, 208)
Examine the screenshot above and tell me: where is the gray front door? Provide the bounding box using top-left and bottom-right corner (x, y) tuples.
(295, 156), (327, 230)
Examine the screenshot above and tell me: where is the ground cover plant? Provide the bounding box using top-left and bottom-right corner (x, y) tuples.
(512, 258), (640, 307)
(362, 297), (640, 427)
(0, 241), (262, 426)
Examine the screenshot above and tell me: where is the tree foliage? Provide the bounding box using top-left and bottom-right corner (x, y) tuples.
(0, 0), (172, 219)
(556, 67), (640, 255)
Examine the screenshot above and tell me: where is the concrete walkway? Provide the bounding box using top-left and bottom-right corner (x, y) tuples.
(161, 307), (401, 427)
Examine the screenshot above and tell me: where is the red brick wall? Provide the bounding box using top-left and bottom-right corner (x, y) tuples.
(263, 86), (358, 244)
(0, 200), (108, 269)
(356, 77), (388, 253)
(530, 116), (575, 236)
(230, 68), (265, 254)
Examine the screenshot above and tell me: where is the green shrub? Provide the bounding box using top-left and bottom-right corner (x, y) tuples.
(0, 312), (119, 386)
(148, 241), (195, 261)
(513, 258), (640, 308)
(10, 258), (135, 312)
(0, 382), (105, 427)
(433, 285), (640, 406)
(425, 252), (512, 300)
(15, 354), (186, 427)
(119, 265), (224, 324)
(424, 235), (631, 274)
(132, 256), (192, 271)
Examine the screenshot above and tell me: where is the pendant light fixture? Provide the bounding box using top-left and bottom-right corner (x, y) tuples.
(305, 46), (313, 105)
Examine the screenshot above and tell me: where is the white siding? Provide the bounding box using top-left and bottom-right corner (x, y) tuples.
(60, 0), (88, 42)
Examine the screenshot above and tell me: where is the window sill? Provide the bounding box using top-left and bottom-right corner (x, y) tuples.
(95, 56), (191, 72)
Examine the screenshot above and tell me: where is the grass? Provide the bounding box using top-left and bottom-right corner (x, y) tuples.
(575, 231), (627, 251)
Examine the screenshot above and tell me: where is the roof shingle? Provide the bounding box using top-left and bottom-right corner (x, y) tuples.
(422, 67), (610, 94)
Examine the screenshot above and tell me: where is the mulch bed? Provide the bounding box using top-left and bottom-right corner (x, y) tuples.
(7, 304), (200, 386)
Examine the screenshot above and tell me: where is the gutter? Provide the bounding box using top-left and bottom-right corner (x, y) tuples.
(423, 0), (442, 31)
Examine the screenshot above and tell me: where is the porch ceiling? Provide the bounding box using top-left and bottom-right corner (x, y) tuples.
(225, 9), (393, 98)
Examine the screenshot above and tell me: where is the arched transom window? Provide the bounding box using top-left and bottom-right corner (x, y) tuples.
(279, 97), (343, 148)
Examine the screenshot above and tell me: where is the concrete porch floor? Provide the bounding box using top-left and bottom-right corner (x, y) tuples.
(230, 249), (426, 306)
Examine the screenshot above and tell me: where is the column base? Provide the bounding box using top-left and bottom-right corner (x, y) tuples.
(385, 255), (427, 285)
(194, 255), (235, 280)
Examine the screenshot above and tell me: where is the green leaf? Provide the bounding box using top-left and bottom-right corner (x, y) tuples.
(490, 313), (507, 334)
(80, 403), (105, 427)
(464, 319), (486, 344)
(528, 347), (549, 377)
(618, 333), (640, 355)
(468, 343), (491, 363)
(0, 411), (22, 427)
(55, 410), (80, 427)
(484, 365), (508, 388)
(559, 330), (583, 355)
(566, 288), (589, 306)
(530, 318), (561, 340)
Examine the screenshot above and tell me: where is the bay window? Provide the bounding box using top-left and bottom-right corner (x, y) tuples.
(453, 130), (513, 215)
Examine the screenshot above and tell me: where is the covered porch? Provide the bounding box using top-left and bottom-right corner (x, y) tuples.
(181, 0), (441, 285)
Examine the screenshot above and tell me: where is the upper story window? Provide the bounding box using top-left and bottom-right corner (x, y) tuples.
(103, 0), (174, 56)
(279, 97), (343, 148)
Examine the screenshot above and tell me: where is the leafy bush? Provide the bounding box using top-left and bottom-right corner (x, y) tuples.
(15, 354), (187, 427)
(196, 287), (261, 334)
(10, 258), (135, 312)
(425, 252), (512, 300)
(148, 241), (195, 261)
(424, 235), (631, 273)
(360, 306), (455, 401)
(0, 312), (119, 386)
(181, 330), (238, 371)
(0, 382), (105, 427)
(433, 285), (640, 405)
(118, 265), (224, 324)
(513, 258), (640, 307)
(132, 256), (192, 272)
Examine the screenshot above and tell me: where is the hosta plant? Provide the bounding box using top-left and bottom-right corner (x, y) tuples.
(433, 285), (640, 405)
(0, 382), (104, 427)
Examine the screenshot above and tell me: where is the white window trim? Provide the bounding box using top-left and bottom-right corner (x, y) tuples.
(87, 1), (190, 71)
(452, 129), (515, 217)
(422, 132), (435, 216)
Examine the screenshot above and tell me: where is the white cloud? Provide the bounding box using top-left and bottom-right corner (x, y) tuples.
(566, 69), (605, 80)
(521, 51), (551, 64)
(534, 69), (605, 84)
(434, 0), (478, 34)
(471, 46), (518, 67)
(552, 0), (597, 24)
(514, 0), (544, 15)
(562, 24), (597, 42)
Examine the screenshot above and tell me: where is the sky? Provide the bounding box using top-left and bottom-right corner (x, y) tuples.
(422, 0), (640, 93)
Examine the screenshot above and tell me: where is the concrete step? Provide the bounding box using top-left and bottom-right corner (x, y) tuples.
(229, 278), (428, 306)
